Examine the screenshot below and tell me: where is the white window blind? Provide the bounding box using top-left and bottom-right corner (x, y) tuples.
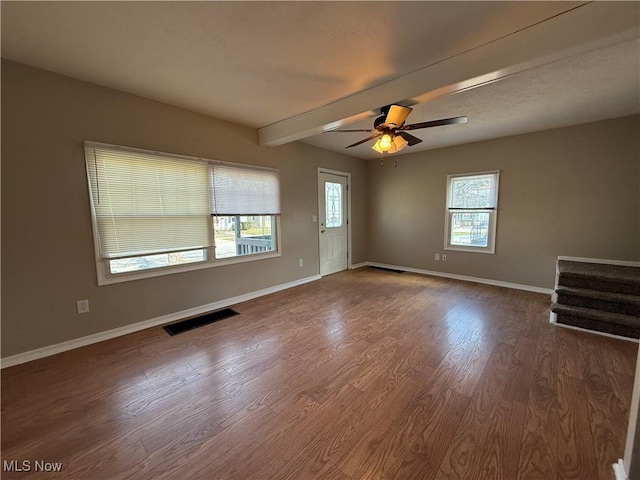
(85, 143), (212, 259)
(211, 163), (281, 216)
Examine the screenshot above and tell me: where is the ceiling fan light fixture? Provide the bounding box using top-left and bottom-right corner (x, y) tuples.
(379, 133), (393, 151)
(394, 135), (408, 152)
(372, 133), (409, 154)
(371, 139), (384, 153)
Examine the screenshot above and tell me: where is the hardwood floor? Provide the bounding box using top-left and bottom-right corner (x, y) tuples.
(1, 267), (637, 479)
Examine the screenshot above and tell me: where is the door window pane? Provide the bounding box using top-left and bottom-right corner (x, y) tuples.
(325, 182), (342, 228)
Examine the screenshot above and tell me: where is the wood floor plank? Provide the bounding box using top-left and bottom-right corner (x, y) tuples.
(1, 268), (635, 480)
(504, 336), (537, 404)
(580, 338), (632, 480)
(309, 461), (351, 480)
(336, 388), (469, 480)
(128, 400), (276, 479)
(477, 398), (527, 480)
(391, 452), (440, 480)
(557, 330), (586, 380)
(468, 342), (516, 417)
(67, 436), (147, 480)
(516, 322), (559, 480)
(246, 384), (363, 480)
(556, 373), (599, 480)
(437, 407), (494, 480)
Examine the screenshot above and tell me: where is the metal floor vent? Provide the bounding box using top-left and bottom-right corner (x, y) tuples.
(370, 266), (405, 273)
(163, 308), (239, 336)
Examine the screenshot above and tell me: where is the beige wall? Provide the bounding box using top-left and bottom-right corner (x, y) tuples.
(1, 60), (368, 357)
(3, 59), (638, 359)
(367, 115), (640, 289)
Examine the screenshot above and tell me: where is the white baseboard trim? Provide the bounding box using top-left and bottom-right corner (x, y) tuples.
(1, 274), (321, 369)
(366, 262), (554, 295)
(613, 459), (628, 480)
(349, 262), (368, 270)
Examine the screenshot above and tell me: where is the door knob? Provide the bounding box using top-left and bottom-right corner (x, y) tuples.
(320, 229), (326, 233)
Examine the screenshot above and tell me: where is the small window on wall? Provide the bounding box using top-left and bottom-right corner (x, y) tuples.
(445, 171), (499, 254)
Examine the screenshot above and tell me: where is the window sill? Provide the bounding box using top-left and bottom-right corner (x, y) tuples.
(444, 245), (495, 254)
(97, 251), (281, 286)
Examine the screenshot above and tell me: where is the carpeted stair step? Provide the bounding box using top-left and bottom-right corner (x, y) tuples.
(555, 286), (640, 316)
(558, 260), (640, 295)
(551, 302), (640, 338)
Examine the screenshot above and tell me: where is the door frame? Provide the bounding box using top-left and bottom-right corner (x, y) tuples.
(317, 167), (352, 274)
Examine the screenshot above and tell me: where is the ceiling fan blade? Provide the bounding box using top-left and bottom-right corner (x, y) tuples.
(384, 105), (413, 127)
(327, 129), (376, 133)
(346, 133), (382, 148)
(398, 132), (423, 146)
(402, 116), (468, 131)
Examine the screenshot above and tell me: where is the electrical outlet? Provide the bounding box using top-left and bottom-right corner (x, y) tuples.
(299, 259), (304, 267)
(77, 299), (89, 314)
(434, 253), (440, 261)
(442, 254), (447, 261)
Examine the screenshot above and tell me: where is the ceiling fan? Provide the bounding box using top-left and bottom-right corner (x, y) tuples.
(328, 105), (467, 154)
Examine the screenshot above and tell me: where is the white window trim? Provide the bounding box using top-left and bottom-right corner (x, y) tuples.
(84, 141), (281, 286)
(444, 170), (499, 255)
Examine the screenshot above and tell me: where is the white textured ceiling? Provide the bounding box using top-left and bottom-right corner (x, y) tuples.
(2, 1), (639, 158)
(304, 37), (640, 158)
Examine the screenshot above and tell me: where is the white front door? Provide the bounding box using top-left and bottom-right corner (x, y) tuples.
(318, 171), (348, 276)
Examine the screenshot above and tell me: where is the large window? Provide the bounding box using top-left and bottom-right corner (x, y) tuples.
(445, 171), (499, 254)
(85, 142), (280, 284)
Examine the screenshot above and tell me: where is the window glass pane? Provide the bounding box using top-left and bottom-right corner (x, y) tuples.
(325, 182), (342, 228)
(450, 212), (490, 247)
(450, 175), (494, 208)
(214, 215), (275, 259)
(109, 249), (206, 274)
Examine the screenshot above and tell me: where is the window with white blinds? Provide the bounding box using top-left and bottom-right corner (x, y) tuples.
(84, 141), (281, 284)
(85, 144), (212, 259)
(210, 163), (280, 216)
